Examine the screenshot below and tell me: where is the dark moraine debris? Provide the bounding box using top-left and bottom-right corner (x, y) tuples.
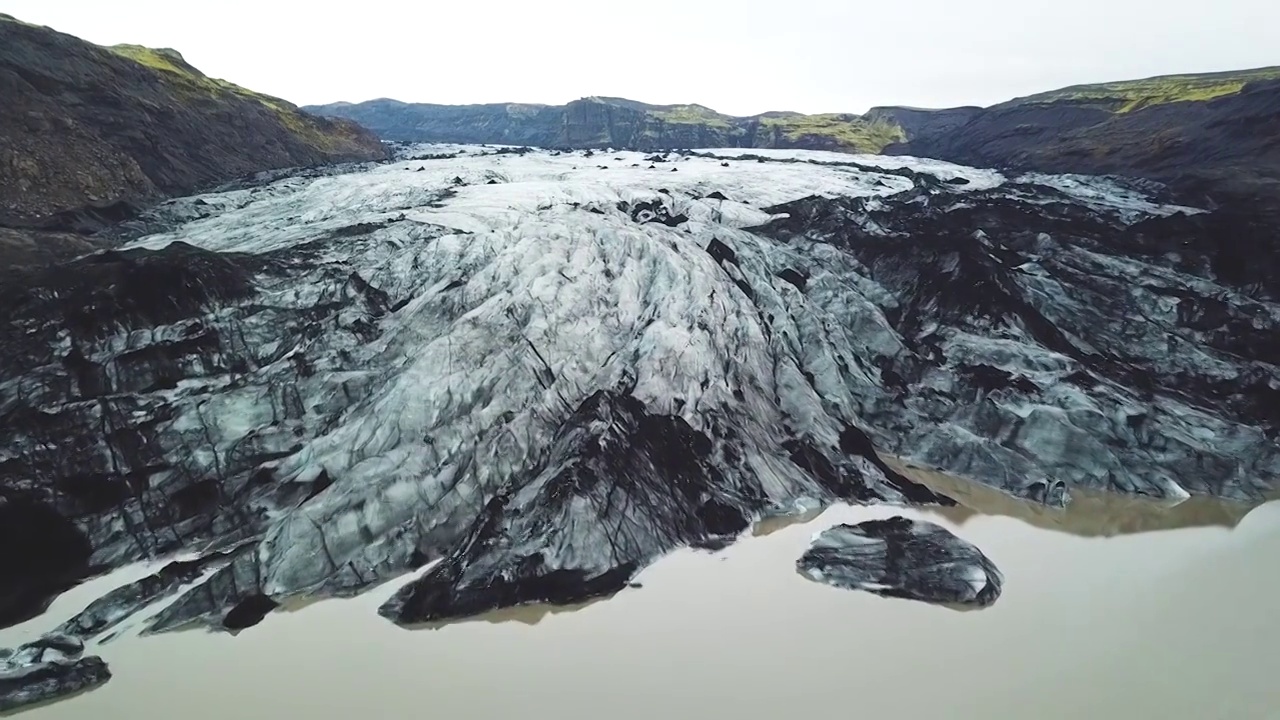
(797, 518), (1003, 607)
(2, 138), (1277, 703)
(0, 635), (111, 712)
(378, 391), (756, 626)
(623, 199), (688, 227)
(327, 219), (394, 239)
(57, 551), (235, 639)
(777, 267), (808, 291)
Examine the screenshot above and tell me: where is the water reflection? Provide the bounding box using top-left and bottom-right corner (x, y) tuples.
(4, 461), (1279, 720)
(420, 599), (606, 628)
(752, 507), (825, 537)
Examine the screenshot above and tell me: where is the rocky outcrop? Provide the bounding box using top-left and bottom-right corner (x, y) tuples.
(0, 13), (387, 264)
(306, 97), (904, 154)
(0, 146), (1274, 705)
(797, 518), (1003, 607)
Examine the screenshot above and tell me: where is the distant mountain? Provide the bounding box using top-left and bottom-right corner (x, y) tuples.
(886, 67), (1280, 200)
(0, 13), (387, 264)
(304, 96), (909, 155)
(309, 67), (1280, 203)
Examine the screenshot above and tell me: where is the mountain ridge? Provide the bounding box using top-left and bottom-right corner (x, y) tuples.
(306, 66), (1280, 202)
(0, 13), (388, 265)
(886, 67), (1280, 202)
(304, 96), (910, 155)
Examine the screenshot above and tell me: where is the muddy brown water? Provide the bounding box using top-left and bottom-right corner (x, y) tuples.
(4, 463), (1278, 720)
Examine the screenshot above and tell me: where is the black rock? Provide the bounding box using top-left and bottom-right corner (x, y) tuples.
(623, 199), (687, 227)
(797, 518), (1003, 607)
(704, 191), (730, 201)
(777, 267), (807, 291)
(705, 238), (739, 266)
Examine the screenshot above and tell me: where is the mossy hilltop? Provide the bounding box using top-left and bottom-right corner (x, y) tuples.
(0, 14), (386, 228)
(885, 67), (1280, 200)
(1008, 67), (1280, 113)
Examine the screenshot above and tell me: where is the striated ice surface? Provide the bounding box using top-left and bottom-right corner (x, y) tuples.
(797, 517), (1004, 607)
(0, 145), (1275, 657)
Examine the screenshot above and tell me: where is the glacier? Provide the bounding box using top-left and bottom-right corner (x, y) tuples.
(1, 144), (1277, 706)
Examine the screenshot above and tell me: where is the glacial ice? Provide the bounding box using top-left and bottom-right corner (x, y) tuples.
(0, 145), (1275, 700)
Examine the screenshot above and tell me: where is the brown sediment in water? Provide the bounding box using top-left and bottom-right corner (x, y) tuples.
(2, 469), (1278, 720)
(884, 456), (1268, 537)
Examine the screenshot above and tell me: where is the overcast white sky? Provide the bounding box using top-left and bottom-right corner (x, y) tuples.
(4, 0), (1277, 114)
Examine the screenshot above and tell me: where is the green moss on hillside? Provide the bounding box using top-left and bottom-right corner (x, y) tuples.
(653, 105), (733, 128)
(107, 44), (353, 153)
(1015, 67), (1280, 112)
(109, 44), (196, 76)
(760, 114), (906, 153)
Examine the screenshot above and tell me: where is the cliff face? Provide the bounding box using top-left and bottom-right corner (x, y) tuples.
(0, 14), (388, 229)
(311, 99), (566, 145)
(306, 97), (906, 154)
(863, 106), (982, 143)
(884, 68), (1280, 201)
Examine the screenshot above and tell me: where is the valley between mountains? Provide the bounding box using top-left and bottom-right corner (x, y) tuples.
(1, 11), (1278, 717)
